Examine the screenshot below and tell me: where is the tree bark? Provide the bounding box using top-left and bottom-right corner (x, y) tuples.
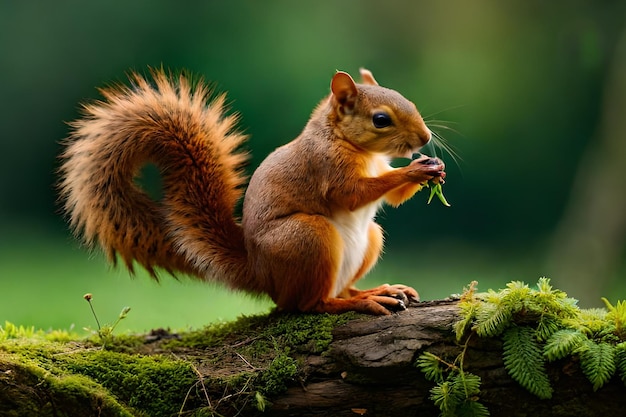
(273, 300), (626, 417)
(2, 300), (625, 416)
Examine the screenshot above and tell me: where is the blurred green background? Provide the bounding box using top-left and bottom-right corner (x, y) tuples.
(1, 0), (625, 334)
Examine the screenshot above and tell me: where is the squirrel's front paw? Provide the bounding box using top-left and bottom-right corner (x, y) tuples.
(406, 155), (445, 182)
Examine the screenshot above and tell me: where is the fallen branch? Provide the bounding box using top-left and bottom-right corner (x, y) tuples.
(2, 297), (626, 416)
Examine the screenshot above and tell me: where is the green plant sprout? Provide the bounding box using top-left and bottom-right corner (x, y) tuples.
(0, 321), (36, 341)
(83, 293), (130, 348)
(416, 348), (489, 416)
(0, 321), (77, 343)
(426, 179), (451, 207)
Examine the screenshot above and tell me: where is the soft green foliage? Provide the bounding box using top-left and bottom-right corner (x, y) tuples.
(502, 326), (552, 399)
(455, 278), (626, 400)
(470, 278), (578, 340)
(258, 352), (299, 397)
(2, 357), (135, 417)
(63, 350), (196, 416)
(603, 297), (626, 340)
(454, 282), (481, 342)
(473, 298), (514, 338)
(44, 373), (134, 417)
(426, 180), (451, 207)
(535, 315), (561, 343)
(255, 391), (269, 412)
(0, 347), (188, 417)
(543, 329), (588, 361)
(578, 341), (616, 391)
(85, 302), (133, 349)
(416, 351), (446, 383)
(0, 321), (36, 341)
(0, 321), (78, 343)
(454, 302), (478, 342)
(169, 311), (354, 353)
(416, 349), (489, 416)
(563, 308), (608, 336)
(456, 401), (490, 417)
(429, 380), (455, 415)
(616, 343), (626, 384)
(425, 366), (489, 417)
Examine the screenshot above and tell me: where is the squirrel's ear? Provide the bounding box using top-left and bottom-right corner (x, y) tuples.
(331, 71), (358, 115)
(359, 68), (379, 86)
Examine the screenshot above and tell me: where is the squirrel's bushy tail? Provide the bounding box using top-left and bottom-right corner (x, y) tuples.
(59, 70), (255, 291)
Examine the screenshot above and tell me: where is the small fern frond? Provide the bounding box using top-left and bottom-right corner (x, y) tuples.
(474, 302), (513, 338)
(502, 326), (553, 399)
(579, 308), (607, 321)
(453, 372), (481, 398)
(506, 280), (530, 292)
(536, 277), (553, 294)
(457, 400), (491, 417)
(460, 281), (479, 302)
(536, 316), (561, 342)
(602, 298), (626, 340)
(455, 301), (479, 342)
(616, 342), (626, 384)
(482, 289), (504, 305)
(455, 314), (474, 342)
(430, 381), (459, 416)
(556, 296), (580, 316)
(431, 372), (487, 417)
(578, 341), (616, 391)
(419, 349), (489, 417)
(532, 278), (579, 320)
(564, 308), (607, 336)
(544, 329), (588, 361)
(501, 281), (531, 312)
(417, 352), (446, 383)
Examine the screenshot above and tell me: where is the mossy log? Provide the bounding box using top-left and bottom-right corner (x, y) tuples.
(1, 300), (625, 416)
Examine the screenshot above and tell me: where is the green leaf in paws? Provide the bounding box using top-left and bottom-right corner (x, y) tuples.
(427, 180), (451, 207)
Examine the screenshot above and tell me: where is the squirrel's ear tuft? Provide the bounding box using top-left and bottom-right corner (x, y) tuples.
(331, 71), (358, 115)
(359, 68), (379, 86)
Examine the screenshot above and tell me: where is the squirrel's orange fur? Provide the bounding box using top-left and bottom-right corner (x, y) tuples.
(59, 68), (445, 315)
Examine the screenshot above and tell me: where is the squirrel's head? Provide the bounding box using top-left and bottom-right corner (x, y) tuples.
(328, 69), (431, 159)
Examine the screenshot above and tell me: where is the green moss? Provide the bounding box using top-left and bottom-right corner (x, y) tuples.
(270, 311), (357, 353)
(1, 310), (357, 416)
(163, 311), (356, 410)
(258, 352), (299, 396)
(46, 373), (134, 417)
(61, 350), (197, 417)
(2, 333), (205, 416)
(86, 333), (146, 353)
(0, 355), (133, 417)
(168, 310), (356, 353)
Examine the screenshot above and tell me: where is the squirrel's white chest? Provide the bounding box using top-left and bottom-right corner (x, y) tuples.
(328, 156), (389, 297)
(328, 203), (380, 296)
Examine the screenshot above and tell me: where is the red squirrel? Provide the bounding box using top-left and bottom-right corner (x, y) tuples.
(59, 68), (446, 315)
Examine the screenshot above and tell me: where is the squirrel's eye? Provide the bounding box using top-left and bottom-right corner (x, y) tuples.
(372, 112), (392, 128)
